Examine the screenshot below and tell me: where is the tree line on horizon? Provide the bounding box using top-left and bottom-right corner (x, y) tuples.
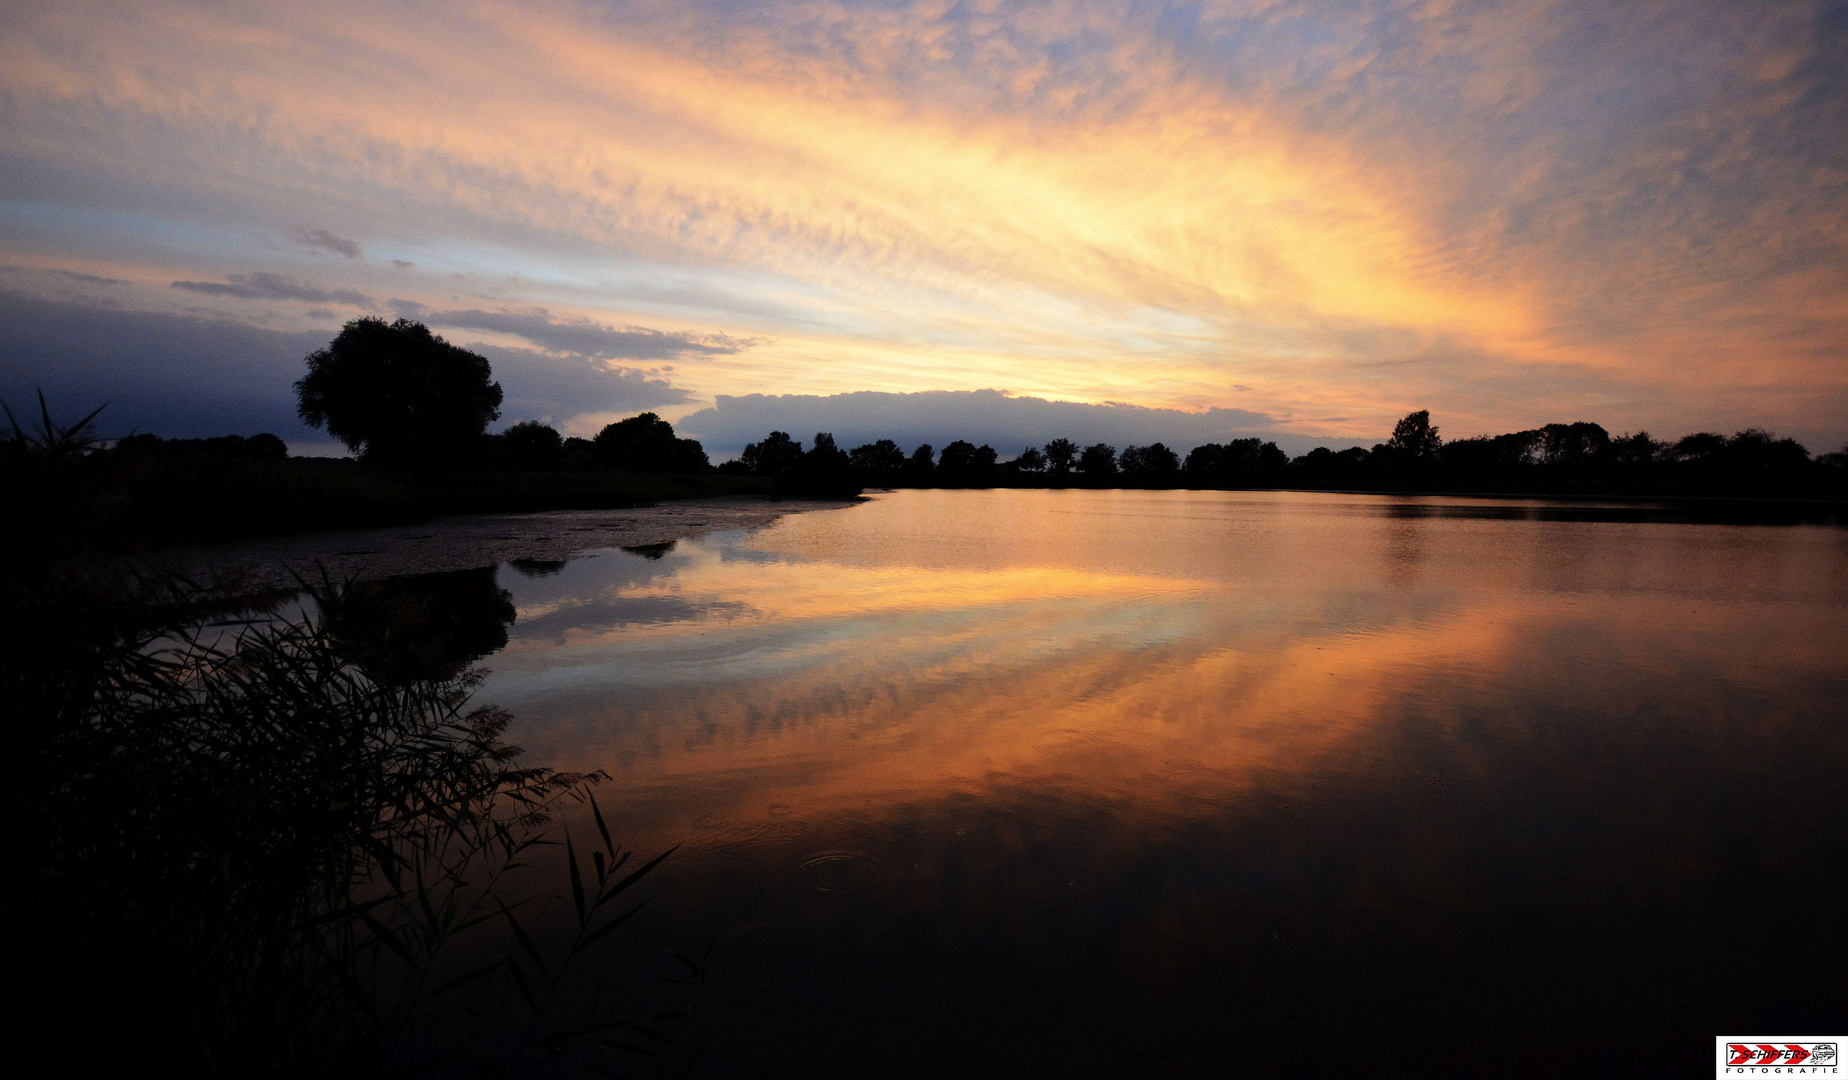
(706, 408), (1847, 497)
(9, 318), (1848, 503)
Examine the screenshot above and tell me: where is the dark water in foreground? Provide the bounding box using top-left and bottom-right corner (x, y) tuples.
(473, 490), (1847, 1077)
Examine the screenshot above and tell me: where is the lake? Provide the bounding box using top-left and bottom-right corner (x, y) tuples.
(440, 490), (1848, 1075)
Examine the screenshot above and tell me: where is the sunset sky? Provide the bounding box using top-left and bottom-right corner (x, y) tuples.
(2, 0), (1844, 453)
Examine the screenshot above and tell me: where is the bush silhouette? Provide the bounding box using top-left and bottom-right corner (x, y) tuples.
(591, 412), (708, 473)
(499, 421), (564, 469)
(296, 318), (502, 468)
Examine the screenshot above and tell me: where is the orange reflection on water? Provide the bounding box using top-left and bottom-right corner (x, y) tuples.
(483, 491), (1848, 853)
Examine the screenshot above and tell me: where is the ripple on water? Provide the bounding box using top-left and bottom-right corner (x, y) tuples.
(1166, 768), (1244, 804)
(797, 852), (881, 893)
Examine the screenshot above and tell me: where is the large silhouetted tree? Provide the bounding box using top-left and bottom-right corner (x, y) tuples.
(741, 431), (804, 476)
(501, 421), (564, 469)
(1078, 443), (1118, 480)
(1043, 439), (1078, 477)
(296, 318), (502, 467)
(1388, 410), (1442, 460)
(592, 412), (708, 473)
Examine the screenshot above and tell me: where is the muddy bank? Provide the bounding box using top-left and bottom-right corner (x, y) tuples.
(109, 496), (859, 594)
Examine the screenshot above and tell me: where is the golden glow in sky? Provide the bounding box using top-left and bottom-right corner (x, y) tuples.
(1, 0), (1843, 447)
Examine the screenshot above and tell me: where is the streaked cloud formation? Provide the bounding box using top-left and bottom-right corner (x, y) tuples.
(0, 0), (1842, 446)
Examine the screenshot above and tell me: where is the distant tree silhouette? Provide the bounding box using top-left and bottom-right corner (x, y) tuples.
(1539, 422), (1609, 468)
(1078, 443), (1118, 480)
(560, 436), (597, 470)
(937, 440), (998, 486)
(1388, 410), (1442, 460)
(905, 443), (936, 484)
(1611, 432), (1663, 468)
(501, 421), (563, 469)
(1183, 443), (1223, 479)
(741, 431), (804, 476)
(849, 439), (906, 481)
(1120, 443), (1180, 482)
(1043, 439), (1078, 478)
(296, 318), (502, 467)
(1669, 432), (1729, 462)
(778, 432), (861, 497)
(592, 412), (708, 473)
(1014, 446), (1047, 473)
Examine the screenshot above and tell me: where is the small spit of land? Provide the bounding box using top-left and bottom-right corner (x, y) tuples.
(116, 496), (843, 596)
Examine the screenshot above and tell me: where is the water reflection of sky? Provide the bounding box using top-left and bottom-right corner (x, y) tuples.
(486, 491), (1846, 815)
(475, 490), (1848, 1075)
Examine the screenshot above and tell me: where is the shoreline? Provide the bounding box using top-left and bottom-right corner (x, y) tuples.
(99, 495), (860, 595)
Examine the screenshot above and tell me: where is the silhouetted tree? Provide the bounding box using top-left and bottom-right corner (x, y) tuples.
(560, 436), (597, 470)
(1120, 443), (1180, 483)
(1078, 443), (1118, 481)
(296, 318), (502, 467)
(1184, 444), (1224, 480)
(936, 440), (998, 486)
(1611, 432), (1663, 468)
(1014, 447), (1047, 473)
(1043, 439), (1078, 478)
(1218, 438), (1286, 484)
(905, 443), (936, 484)
(778, 432), (861, 497)
(591, 412), (708, 473)
(501, 421), (564, 469)
(741, 431), (804, 476)
(849, 439), (907, 485)
(1388, 410), (1442, 461)
(1539, 422), (1610, 468)
(1669, 432), (1728, 462)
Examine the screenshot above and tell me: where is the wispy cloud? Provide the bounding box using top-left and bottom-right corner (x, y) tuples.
(171, 272), (372, 306)
(287, 226), (362, 259)
(403, 304), (754, 360)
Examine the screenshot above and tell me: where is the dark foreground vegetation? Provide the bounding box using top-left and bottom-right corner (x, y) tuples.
(725, 409), (1848, 503)
(6, 567), (699, 1077)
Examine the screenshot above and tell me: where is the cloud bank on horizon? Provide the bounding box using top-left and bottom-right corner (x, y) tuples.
(0, 0), (1843, 449)
(678, 390), (1314, 457)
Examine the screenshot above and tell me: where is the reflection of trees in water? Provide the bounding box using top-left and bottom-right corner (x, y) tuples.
(7, 572), (690, 1077)
(320, 566), (516, 683)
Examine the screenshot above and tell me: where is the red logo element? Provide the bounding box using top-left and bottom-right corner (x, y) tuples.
(1728, 1043), (1827, 1067)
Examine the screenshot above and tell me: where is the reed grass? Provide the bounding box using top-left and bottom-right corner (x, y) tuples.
(8, 570), (691, 1077)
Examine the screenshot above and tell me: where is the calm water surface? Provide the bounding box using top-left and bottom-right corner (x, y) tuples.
(476, 490), (1848, 1077)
